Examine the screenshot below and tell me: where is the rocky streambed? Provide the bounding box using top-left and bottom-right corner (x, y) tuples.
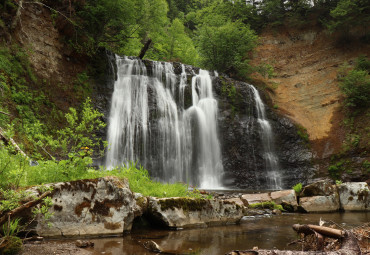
(20, 177), (369, 254)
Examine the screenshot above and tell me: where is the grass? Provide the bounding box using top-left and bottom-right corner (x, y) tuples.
(0, 145), (205, 198)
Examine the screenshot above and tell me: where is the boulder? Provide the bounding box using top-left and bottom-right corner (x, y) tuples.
(338, 182), (369, 211)
(270, 189), (297, 206)
(223, 197), (247, 207)
(301, 180), (337, 197)
(35, 177), (142, 237)
(148, 197), (244, 229)
(299, 195), (340, 212)
(241, 193), (271, 205)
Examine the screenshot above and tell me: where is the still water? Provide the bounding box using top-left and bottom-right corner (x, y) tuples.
(85, 212), (369, 255)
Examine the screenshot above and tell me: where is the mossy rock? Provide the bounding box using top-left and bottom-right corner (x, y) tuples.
(0, 236), (23, 255)
(158, 198), (208, 211)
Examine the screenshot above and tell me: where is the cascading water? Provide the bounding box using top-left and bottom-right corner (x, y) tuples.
(250, 85), (282, 190)
(105, 56), (223, 189)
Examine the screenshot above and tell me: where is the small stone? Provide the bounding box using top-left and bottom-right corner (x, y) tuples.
(253, 246), (258, 250)
(75, 240), (94, 248)
(144, 240), (161, 253)
(272, 209), (282, 215)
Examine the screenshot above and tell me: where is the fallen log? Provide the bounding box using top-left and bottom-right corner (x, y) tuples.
(293, 224), (344, 238)
(0, 190), (53, 227)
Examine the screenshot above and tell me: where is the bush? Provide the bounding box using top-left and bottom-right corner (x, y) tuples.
(196, 16), (257, 76)
(292, 183), (303, 194)
(339, 69), (370, 108)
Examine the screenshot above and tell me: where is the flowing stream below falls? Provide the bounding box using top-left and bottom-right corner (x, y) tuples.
(49, 212), (368, 255)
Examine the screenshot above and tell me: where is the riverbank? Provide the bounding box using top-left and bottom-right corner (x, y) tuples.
(20, 212), (369, 255)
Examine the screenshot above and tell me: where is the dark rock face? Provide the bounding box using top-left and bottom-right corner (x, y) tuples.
(92, 54), (315, 190)
(214, 76), (315, 189)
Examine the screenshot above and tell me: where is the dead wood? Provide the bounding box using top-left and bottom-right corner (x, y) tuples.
(293, 224), (344, 239)
(0, 127), (28, 158)
(0, 190), (53, 227)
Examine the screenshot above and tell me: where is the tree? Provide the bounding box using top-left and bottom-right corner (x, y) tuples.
(196, 15), (257, 76)
(327, 0), (370, 34)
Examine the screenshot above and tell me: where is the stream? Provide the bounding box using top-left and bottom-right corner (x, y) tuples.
(80, 212), (369, 255)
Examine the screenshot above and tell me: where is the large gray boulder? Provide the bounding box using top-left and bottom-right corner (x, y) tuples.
(338, 182), (369, 211)
(299, 195), (340, 212)
(148, 197), (244, 229)
(300, 180), (337, 197)
(35, 177), (142, 237)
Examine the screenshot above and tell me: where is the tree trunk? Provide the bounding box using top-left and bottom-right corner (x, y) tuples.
(138, 39), (152, 59)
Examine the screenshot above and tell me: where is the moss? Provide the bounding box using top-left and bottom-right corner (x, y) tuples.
(136, 196), (147, 209)
(0, 236), (23, 255)
(158, 198), (208, 211)
(249, 201), (284, 211)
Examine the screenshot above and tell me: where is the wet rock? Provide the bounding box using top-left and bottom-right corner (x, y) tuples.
(147, 197), (244, 229)
(143, 240), (161, 253)
(75, 240), (94, 248)
(338, 182), (370, 211)
(270, 189), (297, 206)
(223, 197), (246, 207)
(241, 193), (271, 205)
(272, 209), (282, 215)
(299, 194), (340, 212)
(301, 180), (337, 197)
(34, 177), (141, 237)
(281, 201), (296, 212)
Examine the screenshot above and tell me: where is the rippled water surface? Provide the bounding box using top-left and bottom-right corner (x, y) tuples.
(84, 212), (369, 255)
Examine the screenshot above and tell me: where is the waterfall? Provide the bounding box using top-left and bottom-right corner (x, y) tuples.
(250, 85), (282, 190)
(105, 56), (223, 189)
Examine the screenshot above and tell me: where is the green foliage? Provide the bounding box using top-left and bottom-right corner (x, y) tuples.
(339, 57), (370, 109)
(292, 183), (303, 194)
(196, 16), (257, 75)
(56, 97), (106, 158)
(0, 236), (23, 255)
(327, 0), (369, 34)
(83, 164), (204, 198)
(335, 180), (343, 185)
(2, 218), (21, 237)
(249, 201), (284, 211)
(328, 160), (345, 179)
(296, 125), (310, 143)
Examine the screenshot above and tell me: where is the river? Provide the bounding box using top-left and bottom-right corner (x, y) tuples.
(83, 212), (369, 255)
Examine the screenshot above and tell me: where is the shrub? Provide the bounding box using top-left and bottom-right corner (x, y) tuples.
(339, 69), (370, 108)
(292, 183), (303, 194)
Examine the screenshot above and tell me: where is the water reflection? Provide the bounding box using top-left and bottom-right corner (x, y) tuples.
(88, 212), (369, 255)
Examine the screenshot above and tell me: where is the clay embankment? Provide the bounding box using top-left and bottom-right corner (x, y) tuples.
(251, 27), (370, 159)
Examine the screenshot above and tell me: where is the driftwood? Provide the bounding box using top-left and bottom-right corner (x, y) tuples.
(292, 224), (361, 255)
(138, 39), (152, 59)
(0, 190), (53, 227)
(293, 224), (344, 239)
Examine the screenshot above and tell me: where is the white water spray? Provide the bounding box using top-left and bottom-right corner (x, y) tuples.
(105, 56), (223, 189)
(250, 85), (282, 190)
